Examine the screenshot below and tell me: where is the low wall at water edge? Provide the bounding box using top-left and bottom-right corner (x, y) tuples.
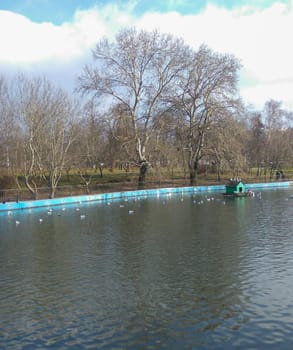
(0, 181), (292, 212)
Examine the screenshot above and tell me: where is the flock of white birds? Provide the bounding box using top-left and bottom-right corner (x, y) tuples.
(3, 190), (293, 227)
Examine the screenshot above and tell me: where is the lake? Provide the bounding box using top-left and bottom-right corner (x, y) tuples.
(1, 188), (293, 349)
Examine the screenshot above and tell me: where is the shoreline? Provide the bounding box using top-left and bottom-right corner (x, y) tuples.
(0, 181), (292, 212)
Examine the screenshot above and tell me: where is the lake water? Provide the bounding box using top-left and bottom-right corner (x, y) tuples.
(1, 188), (293, 349)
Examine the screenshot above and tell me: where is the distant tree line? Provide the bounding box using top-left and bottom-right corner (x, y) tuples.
(0, 28), (292, 198)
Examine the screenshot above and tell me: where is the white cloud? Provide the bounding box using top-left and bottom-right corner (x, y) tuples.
(242, 80), (293, 110)
(0, 4), (134, 93)
(1, 1), (293, 109)
(135, 1), (293, 109)
(0, 10), (101, 64)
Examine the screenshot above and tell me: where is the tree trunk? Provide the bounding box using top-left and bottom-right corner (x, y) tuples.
(217, 166), (221, 182)
(48, 172), (61, 199)
(138, 161), (148, 189)
(189, 171), (195, 186)
(24, 176), (38, 200)
(189, 161), (198, 186)
(49, 187), (56, 199)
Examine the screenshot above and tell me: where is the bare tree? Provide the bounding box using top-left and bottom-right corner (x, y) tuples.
(247, 112), (266, 176)
(0, 76), (9, 169)
(15, 75), (79, 199)
(206, 117), (247, 181)
(0, 76), (19, 173)
(262, 99), (293, 179)
(76, 100), (108, 170)
(175, 45), (241, 185)
(78, 28), (190, 188)
(105, 103), (135, 170)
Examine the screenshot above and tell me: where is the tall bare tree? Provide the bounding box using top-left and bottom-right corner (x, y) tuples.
(76, 100), (108, 170)
(175, 45), (241, 185)
(0, 76), (9, 169)
(262, 99), (293, 178)
(247, 112), (266, 176)
(78, 28), (190, 187)
(15, 75), (79, 199)
(0, 76), (19, 172)
(206, 116), (247, 181)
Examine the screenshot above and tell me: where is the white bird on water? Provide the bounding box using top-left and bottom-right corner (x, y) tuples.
(15, 220), (20, 225)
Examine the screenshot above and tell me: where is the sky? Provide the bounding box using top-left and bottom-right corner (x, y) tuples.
(0, 0), (293, 110)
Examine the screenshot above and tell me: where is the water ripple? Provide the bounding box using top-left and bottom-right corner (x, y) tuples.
(1, 189), (293, 349)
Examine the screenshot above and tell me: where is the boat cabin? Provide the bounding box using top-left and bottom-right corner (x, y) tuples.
(225, 179), (246, 195)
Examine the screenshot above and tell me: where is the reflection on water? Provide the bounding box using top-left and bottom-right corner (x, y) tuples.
(1, 188), (293, 349)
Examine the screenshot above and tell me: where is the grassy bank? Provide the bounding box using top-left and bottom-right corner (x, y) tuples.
(1, 167), (292, 202)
